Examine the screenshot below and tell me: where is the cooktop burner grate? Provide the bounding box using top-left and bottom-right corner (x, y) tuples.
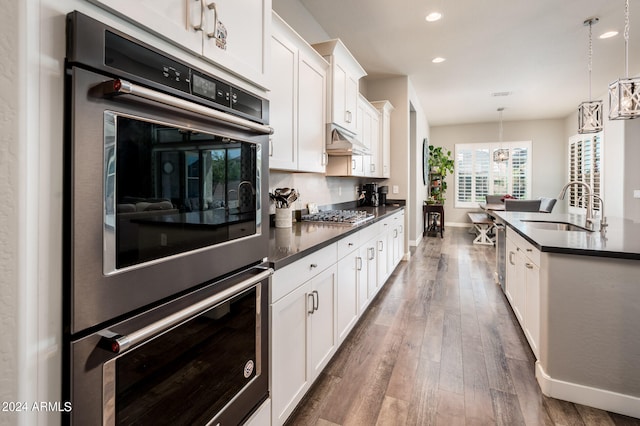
(301, 210), (375, 226)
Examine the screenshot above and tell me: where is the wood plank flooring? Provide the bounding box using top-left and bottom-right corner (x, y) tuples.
(284, 227), (640, 426)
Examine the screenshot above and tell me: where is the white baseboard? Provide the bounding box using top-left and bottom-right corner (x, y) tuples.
(536, 362), (640, 419)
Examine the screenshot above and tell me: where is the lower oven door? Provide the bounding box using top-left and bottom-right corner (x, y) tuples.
(67, 267), (271, 426)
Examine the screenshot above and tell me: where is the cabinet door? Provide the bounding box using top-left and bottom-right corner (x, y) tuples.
(332, 62), (348, 129)
(202, 0), (270, 88)
(271, 282), (310, 425)
(368, 111), (381, 177)
(356, 246), (368, 313)
(336, 253), (359, 342)
(377, 223), (390, 285)
(309, 265), (338, 377)
(505, 238), (525, 324)
(365, 241), (378, 300)
(381, 109), (391, 178)
(524, 260), (540, 359)
(269, 31), (297, 170)
(87, 0), (202, 55)
(344, 73), (359, 133)
(297, 53), (327, 173)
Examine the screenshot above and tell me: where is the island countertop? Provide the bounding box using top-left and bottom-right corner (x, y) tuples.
(495, 211), (640, 260)
(268, 205), (404, 270)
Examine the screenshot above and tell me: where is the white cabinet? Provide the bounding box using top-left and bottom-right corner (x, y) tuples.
(356, 95), (382, 177)
(271, 263), (337, 426)
(244, 398), (271, 426)
(336, 233), (360, 342)
(392, 212), (404, 265)
(88, 0), (271, 88)
(312, 39), (366, 135)
(270, 210), (403, 425)
(325, 155), (366, 177)
(371, 101), (394, 178)
(269, 14), (328, 172)
(505, 229), (541, 358)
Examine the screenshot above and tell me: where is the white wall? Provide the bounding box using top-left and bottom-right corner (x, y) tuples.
(430, 118), (566, 225)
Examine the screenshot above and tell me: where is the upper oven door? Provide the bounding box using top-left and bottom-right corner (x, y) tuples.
(66, 67), (270, 334)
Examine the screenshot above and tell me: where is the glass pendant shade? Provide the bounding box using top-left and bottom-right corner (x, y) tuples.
(609, 77), (640, 119)
(608, 0), (640, 120)
(578, 100), (603, 133)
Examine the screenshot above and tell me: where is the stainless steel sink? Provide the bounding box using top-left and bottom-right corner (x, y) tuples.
(521, 220), (592, 232)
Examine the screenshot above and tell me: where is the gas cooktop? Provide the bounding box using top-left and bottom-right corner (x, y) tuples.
(301, 210), (375, 226)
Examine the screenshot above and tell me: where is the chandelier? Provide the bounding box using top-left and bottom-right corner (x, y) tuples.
(609, 0), (640, 120)
(578, 17), (603, 133)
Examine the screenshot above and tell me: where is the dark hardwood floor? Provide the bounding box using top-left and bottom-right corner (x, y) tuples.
(284, 227), (640, 426)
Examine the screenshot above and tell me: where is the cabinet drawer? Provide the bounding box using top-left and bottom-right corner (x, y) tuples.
(507, 228), (540, 266)
(337, 231), (361, 258)
(272, 243), (337, 302)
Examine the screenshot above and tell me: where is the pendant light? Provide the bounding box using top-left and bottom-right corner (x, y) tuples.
(609, 0), (640, 120)
(578, 17), (603, 133)
(493, 108), (509, 162)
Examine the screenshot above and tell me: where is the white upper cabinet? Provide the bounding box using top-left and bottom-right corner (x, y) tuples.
(371, 101), (394, 178)
(312, 39), (366, 135)
(86, 0), (271, 88)
(269, 13), (328, 172)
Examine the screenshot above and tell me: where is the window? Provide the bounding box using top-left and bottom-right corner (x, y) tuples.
(455, 141), (532, 208)
(568, 133), (602, 213)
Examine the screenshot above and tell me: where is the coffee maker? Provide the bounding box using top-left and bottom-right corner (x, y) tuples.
(361, 183), (379, 206)
(378, 185), (388, 205)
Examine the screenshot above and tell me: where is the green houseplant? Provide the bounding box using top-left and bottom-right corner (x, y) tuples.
(427, 145), (454, 204)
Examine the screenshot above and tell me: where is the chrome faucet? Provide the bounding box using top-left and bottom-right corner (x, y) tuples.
(578, 193), (608, 234)
(557, 181), (595, 230)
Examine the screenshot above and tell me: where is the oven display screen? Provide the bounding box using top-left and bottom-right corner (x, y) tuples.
(192, 73), (216, 100)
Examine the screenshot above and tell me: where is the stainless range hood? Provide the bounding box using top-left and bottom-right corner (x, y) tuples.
(326, 127), (369, 156)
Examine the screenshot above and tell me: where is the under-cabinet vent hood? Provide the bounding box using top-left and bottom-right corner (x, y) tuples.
(326, 127), (369, 156)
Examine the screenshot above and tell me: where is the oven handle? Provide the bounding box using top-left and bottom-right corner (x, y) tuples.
(102, 79), (274, 135)
(104, 267), (273, 354)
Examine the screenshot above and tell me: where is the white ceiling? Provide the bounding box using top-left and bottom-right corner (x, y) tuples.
(299, 0), (640, 126)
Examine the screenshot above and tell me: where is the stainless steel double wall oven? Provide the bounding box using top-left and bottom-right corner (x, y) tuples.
(63, 12), (272, 425)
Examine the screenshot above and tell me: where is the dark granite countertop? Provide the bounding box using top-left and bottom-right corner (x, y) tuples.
(268, 204), (404, 270)
(495, 211), (640, 260)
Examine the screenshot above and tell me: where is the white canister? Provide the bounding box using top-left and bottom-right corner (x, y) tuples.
(275, 207), (292, 228)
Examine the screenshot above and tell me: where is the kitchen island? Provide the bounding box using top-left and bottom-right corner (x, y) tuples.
(496, 211), (640, 419)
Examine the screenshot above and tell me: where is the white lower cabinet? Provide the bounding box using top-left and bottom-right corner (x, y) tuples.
(270, 263), (337, 426)
(270, 210), (404, 425)
(336, 249), (359, 343)
(505, 229), (541, 359)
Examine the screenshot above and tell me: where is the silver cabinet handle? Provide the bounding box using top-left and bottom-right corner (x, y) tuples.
(310, 263), (318, 269)
(103, 268), (272, 353)
(269, 138), (273, 157)
(525, 263), (534, 269)
(192, 0), (204, 31)
(100, 79), (273, 135)
(356, 256), (363, 271)
(322, 152), (328, 166)
(378, 240), (384, 251)
(526, 248), (533, 252)
(206, 2), (221, 39)
(313, 290), (319, 312)
(508, 251), (516, 265)
(345, 110), (353, 123)
(368, 247), (375, 260)
(348, 242), (354, 247)
(352, 159), (356, 170)
(393, 229), (398, 238)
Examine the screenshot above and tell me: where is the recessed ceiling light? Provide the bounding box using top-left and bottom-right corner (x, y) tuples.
(599, 31), (619, 39)
(432, 57), (446, 63)
(425, 12), (442, 22)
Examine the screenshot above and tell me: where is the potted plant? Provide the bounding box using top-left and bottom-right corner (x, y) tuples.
(428, 145), (454, 204)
